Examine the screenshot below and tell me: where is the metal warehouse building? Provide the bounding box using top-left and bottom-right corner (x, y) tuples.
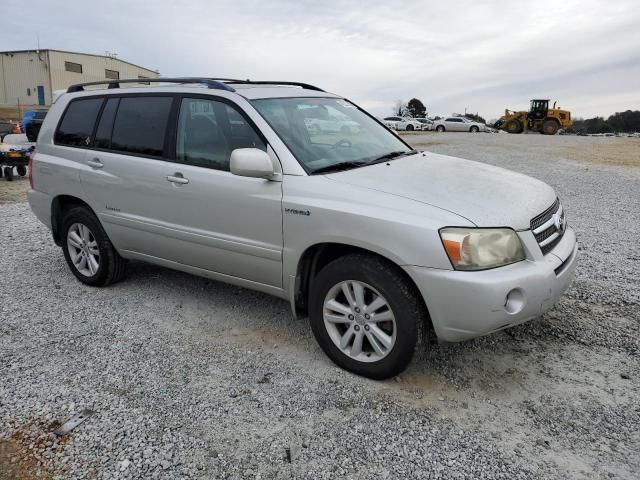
(0, 49), (159, 107)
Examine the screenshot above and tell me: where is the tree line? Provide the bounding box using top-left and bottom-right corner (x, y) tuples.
(395, 98), (486, 124)
(567, 110), (640, 134)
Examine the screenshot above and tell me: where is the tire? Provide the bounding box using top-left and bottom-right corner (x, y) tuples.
(406, 124), (414, 131)
(3, 166), (13, 181)
(61, 206), (126, 287)
(470, 126), (479, 133)
(542, 119), (559, 135)
(309, 253), (427, 379)
(17, 165), (27, 176)
(506, 119), (523, 134)
(436, 125), (445, 132)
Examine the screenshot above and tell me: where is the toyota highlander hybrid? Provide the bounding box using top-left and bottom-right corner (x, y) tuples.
(27, 78), (578, 379)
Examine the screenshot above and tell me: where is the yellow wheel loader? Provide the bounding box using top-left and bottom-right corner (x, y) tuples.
(494, 99), (572, 135)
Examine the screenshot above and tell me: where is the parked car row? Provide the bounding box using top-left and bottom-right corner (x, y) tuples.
(380, 115), (490, 133)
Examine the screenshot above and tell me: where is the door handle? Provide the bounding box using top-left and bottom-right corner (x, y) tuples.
(86, 158), (103, 169)
(167, 173), (189, 185)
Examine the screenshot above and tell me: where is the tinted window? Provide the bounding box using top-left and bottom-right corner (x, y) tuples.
(55, 98), (103, 147)
(34, 111), (48, 120)
(111, 97), (172, 157)
(93, 98), (119, 149)
(446, 118), (462, 122)
(176, 98), (266, 171)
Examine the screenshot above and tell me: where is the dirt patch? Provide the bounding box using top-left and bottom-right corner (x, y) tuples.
(0, 177), (29, 203)
(0, 418), (63, 480)
(559, 137), (640, 167)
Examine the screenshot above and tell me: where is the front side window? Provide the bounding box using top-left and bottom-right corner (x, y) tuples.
(176, 98), (266, 171)
(252, 97), (410, 173)
(54, 98), (103, 147)
(111, 96), (172, 157)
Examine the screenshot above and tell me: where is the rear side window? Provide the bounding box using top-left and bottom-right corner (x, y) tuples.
(55, 98), (103, 147)
(111, 97), (173, 157)
(93, 98), (119, 149)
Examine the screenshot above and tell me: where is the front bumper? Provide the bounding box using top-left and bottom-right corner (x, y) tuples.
(404, 226), (578, 342)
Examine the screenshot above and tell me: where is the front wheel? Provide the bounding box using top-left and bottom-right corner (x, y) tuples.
(17, 165), (27, 176)
(406, 124), (414, 131)
(309, 254), (427, 379)
(3, 166), (13, 181)
(436, 125), (445, 132)
(542, 119), (559, 135)
(470, 126), (479, 133)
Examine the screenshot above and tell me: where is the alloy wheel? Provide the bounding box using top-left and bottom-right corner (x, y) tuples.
(66, 223), (100, 277)
(323, 280), (397, 362)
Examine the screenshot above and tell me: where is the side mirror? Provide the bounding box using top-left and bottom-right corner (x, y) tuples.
(230, 148), (275, 179)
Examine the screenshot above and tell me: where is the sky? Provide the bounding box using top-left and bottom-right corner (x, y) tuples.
(2, 0), (639, 120)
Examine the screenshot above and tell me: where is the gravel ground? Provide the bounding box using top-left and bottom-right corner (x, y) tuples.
(1, 133), (639, 479)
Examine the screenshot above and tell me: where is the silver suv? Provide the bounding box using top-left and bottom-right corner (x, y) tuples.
(28, 78), (577, 379)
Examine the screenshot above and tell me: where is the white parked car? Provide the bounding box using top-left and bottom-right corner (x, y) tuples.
(414, 118), (433, 131)
(28, 77), (577, 379)
(433, 117), (485, 133)
(380, 118), (399, 130)
(383, 116), (422, 131)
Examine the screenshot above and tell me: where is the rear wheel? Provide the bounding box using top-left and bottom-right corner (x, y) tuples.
(3, 166), (13, 181)
(309, 254), (427, 379)
(506, 119), (523, 134)
(17, 165), (26, 176)
(436, 125), (445, 132)
(542, 119), (559, 135)
(61, 207), (126, 286)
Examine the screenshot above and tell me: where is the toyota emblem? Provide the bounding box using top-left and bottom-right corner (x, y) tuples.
(553, 211), (566, 234)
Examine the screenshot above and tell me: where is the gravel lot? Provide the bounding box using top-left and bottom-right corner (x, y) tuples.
(1, 133), (639, 479)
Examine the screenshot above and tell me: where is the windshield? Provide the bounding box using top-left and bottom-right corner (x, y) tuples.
(252, 97), (411, 173)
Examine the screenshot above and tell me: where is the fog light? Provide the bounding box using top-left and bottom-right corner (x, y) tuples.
(504, 288), (524, 314)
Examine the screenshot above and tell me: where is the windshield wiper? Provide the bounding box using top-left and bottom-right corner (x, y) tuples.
(311, 161), (368, 175)
(365, 149), (416, 165)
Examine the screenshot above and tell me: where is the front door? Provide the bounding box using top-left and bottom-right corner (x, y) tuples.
(156, 96), (283, 287)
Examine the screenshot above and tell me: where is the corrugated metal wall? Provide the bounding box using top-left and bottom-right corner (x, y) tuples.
(0, 50), (160, 108)
(48, 51), (159, 93)
(0, 51), (50, 106)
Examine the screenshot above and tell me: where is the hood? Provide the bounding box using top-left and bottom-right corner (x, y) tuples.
(325, 152), (556, 230)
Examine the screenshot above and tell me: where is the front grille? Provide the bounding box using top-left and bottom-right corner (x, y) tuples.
(530, 198), (565, 255)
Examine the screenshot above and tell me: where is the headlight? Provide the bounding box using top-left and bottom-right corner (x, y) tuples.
(440, 228), (525, 271)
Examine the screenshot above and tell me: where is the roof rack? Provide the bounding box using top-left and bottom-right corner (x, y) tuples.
(66, 77), (326, 94)
(66, 77), (236, 93)
(218, 80), (325, 92)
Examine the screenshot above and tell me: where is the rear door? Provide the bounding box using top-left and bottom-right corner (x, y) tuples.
(79, 94), (179, 259)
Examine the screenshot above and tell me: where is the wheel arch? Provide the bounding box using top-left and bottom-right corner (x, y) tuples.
(291, 242), (434, 337)
(50, 195), (96, 246)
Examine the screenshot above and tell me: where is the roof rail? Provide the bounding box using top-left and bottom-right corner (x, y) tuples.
(217, 80), (325, 92)
(66, 77), (236, 93)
